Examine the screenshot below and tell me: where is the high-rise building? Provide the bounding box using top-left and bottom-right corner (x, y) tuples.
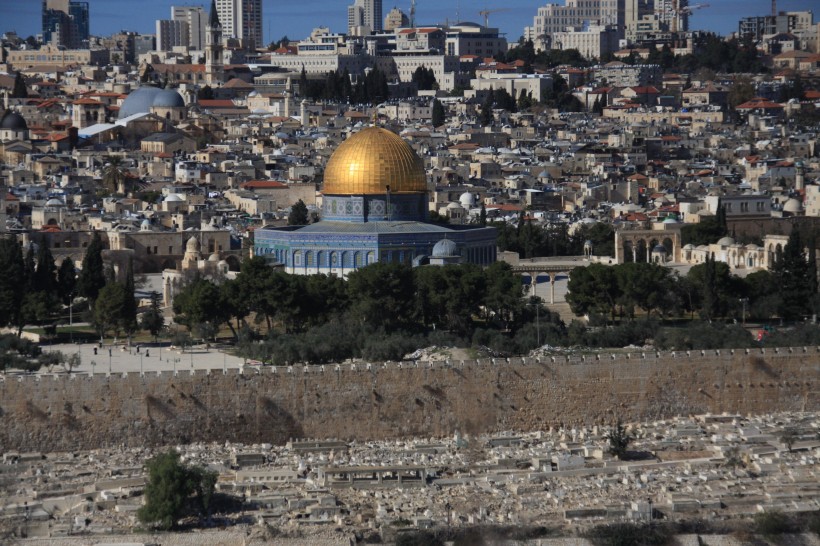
(173, 6), (208, 49)
(384, 7), (409, 32)
(215, 0), (263, 50)
(42, 0), (89, 48)
(348, 0), (383, 35)
(739, 11), (814, 40)
(68, 1), (89, 44)
(525, 0), (625, 50)
(156, 20), (190, 51)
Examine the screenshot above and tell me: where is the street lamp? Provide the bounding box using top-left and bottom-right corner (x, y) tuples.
(739, 297), (749, 326)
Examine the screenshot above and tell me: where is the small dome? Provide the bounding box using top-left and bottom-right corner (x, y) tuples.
(45, 198), (64, 206)
(746, 243), (760, 250)
(783, 198), (802, 213)
(717, 236), (735, 246)
(432, 238), (457, 258)
(0, 111), (28, 131)
(140, 219), (152, 230)
(684, 243), (695, 250)
(153, 88), (185, 108)
(208, 252), (220, 262)
(165, 193), (184, 202)
(662, 216), (678, 223)
(459, 192), (476, 207)
(652, 244), (668, 253)
(446, 202), (463, 210)
(186, 236), (200, 252)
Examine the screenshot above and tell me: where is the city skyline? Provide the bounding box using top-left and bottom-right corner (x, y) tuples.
(1, 0), (816, 46)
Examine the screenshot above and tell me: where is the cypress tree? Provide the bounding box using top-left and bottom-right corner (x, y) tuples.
(431, 98), (445, 127)
(78, 232), (107, 301)
(122, 257), (138, 336)
(11, 72), (28, 98)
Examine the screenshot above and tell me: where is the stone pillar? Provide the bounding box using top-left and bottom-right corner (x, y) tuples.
(550, 277), (556, 304)
(632, 245), (637, 263)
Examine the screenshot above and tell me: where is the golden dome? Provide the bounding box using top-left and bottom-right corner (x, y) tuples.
(323, 127), (427, 195)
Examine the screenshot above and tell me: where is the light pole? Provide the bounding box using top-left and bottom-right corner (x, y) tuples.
(740, 297), (749, 326)
(108, 348), (112, 374)
(140, 351), (143, 376)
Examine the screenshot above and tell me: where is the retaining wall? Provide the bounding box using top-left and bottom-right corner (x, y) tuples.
(1, 348), (818, 452)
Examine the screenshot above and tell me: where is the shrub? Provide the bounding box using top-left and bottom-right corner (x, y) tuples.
(754, 511), (795, 535)
(584, 522), (674, 546)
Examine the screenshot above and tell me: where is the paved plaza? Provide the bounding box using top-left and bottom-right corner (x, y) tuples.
(38, 341), (248, 375)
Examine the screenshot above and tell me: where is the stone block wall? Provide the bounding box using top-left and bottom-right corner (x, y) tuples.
(1, 348), (818, 452)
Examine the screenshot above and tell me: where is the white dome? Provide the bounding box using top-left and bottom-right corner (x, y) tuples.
(717, 236), (735, 246)
(45, 198), (64, 206)
(783, 198), (802, 213)
(165, 194), (184, 202)
(186, 236), (200, 252)
(459, 192), (476, 207)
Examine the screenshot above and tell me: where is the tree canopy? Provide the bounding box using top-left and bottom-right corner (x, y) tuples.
(138, 450), (217, 530)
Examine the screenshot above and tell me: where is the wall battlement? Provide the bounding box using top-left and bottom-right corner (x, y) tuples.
(1, 347), (818, 452)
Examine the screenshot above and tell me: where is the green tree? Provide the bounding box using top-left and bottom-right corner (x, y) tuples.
(138, 450), (217, 530)
(728, 75), (755, 110)
(773, 227), (814, 321)
(11, 72), (27, 98)
(0, 238), (26, 332)
(141, 291), (165, 340)
(606, 420), (632, 460)
(431, 98), (445, 127)
(616, 262), (678, 320)
(78, 232), (106, 302)
(196, 85), (215, 100)
(172, 277), (226, 340)
(480, 89), (495, 126)
(93, 282), (128, 338)
(57, 257), (77, 306)
(122, 257), (138, 336)
(288, 199), (309, 225)
(347, 262), (415, 334)
(567, 263), (620, 322)
(411, 65), (437, 90)
(483, 261), (523, 329)
(102, 155), (127, 195)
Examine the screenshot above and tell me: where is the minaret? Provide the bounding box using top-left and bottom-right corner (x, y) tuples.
(301, 99), (308, 127)
(205, 0), (223, 86)
(284, 76), (292, 117)
(796, 161), (805, 191)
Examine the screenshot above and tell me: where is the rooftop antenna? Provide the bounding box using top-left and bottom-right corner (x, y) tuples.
(456, 0), (460, 23)
(410, 0), (416, 27)
(771, 0), (776, 16)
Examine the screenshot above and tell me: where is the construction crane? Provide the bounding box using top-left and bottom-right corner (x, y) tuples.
(772, 0), (777, 16)
(478, 8), (510, 27)
(671, 2), (709, 33)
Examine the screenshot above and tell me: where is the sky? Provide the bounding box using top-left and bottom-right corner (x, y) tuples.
(0, 0), (817, 45)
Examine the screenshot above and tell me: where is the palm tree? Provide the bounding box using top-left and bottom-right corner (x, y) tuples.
(102, 155), (127, 195)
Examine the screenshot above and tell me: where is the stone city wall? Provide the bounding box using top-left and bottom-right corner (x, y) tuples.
(1, 348), (818, 453)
